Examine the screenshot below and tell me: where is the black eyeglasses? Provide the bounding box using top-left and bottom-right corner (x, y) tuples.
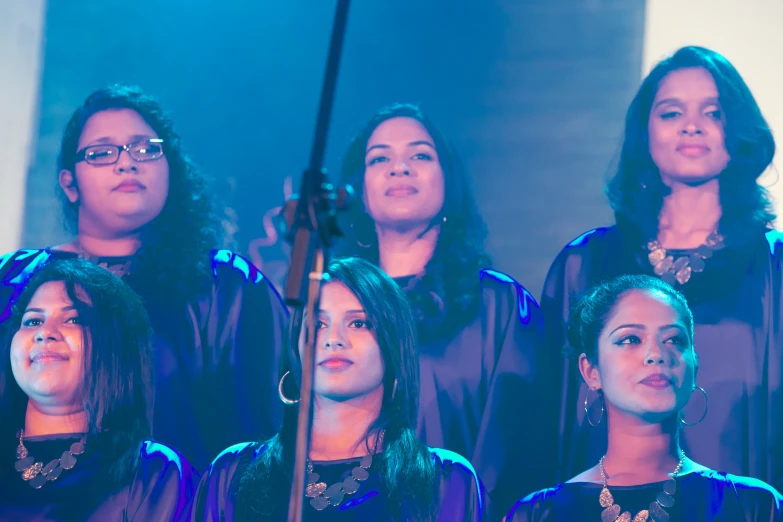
(74, 139), (165, 165)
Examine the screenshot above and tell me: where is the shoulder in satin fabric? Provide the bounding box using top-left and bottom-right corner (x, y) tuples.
(505, 469), (783, 522)
(541, 227), (783, 493)
(0, 248), (290, 470)
(0, 437), (198, 522)
(414, 269), (558, 516)
(192, 442), (491, 521)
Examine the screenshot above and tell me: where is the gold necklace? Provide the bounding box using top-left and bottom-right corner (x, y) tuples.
(646, 232), (724, 286)
(598, 451), (685, 522)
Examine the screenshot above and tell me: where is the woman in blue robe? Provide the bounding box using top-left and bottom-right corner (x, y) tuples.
(336, 104), (556, 515)
(193, 257), (489, 521)
(508, 275), (781, 521)
(0, 258), (197, 521)
(541, 46), (783, 492)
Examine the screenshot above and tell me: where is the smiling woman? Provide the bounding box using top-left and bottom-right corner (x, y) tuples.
(0, 258), (197, 521)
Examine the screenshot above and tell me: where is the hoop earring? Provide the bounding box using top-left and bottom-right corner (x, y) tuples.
(349, 222), (374, 249)
(584, 387), (605, 427)
(681, 386), (708, 426)
(278, 371), (300, 405)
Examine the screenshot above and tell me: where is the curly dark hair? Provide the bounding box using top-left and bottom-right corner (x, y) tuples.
(607, 46), (776, 243)
(337, 103), (491, 339)
(57, 84), (220, 297)
(0, 258), (153, 488)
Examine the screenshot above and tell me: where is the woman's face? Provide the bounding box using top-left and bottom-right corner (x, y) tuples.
(362, 116), (445, 231)
(647, 67), (731, 186)
(59, 108), (170, 237)
(10, 281), (89, 414)
(580, 289), (697, 424)
(299, 281), (385, 402)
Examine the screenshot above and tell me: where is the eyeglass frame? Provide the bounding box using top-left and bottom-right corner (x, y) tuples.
(74, 138), (165, 165)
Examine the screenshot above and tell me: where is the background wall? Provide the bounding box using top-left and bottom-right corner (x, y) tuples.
(15, 1), (647, 298)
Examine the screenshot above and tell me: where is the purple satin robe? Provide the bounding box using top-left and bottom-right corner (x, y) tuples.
(541, 226), (783, 491)
(400, 270), (558, 516)
(0, 434), (197, 521)
(0, 248), (289, 470)
(506, 470), (782, 521)
(191, 442), (489, 521)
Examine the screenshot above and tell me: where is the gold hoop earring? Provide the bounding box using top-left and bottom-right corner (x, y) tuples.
(278, 371), (300, 405)
(584, 387), (605, 427)
(681, 386), (708, 426)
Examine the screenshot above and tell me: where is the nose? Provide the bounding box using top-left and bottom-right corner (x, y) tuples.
(643, 340), (668, 366)
(680, 118), (704, 136)
(323, 324), (347, 350)
(113, 149), (139, 174)
(34, 324), (62, 343)
(389, 159), (412, 177)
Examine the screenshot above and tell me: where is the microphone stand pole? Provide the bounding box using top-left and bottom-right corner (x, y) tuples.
(281, 1), (352, 521)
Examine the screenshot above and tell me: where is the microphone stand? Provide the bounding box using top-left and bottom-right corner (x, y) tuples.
(280, 1), (352, 521)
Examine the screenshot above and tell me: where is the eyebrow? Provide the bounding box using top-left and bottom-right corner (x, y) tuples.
(316, 309), (366, 314)
(652, 96), (720, 110)
(365, 140), (436, 155)
(608, 323), (685, 336)
(86, 134), (155, 146)
(23, 306), (78, 314)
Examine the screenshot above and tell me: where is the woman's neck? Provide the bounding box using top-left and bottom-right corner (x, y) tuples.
(657, 179), (722, 249)
(24, 400), (88, 437)
(59, 231), (142, 258)
(376, 224), (439, 278)
(601, 409), (684, 486)
(309, 387), (384, 461)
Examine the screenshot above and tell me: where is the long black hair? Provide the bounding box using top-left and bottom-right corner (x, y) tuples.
(337, 103), (491, 341)
(57, 84), (220, 297)
(606, 46), (775, 243)
(236, 257), (437, 521)
(0, 258), (153, 488)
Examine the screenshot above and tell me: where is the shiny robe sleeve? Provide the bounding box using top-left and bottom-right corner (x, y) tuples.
(176, 251), (288, 468)
(504, 472), (783, 522)
(0, 249), (52, 322)
(191, 442), (258, 522)
(471, 270), (558, 516)
(125, 441), (200, 522)
(431, 448), (492, 522)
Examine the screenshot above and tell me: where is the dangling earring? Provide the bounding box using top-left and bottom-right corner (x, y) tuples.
(681, 386), (708, 426)
(391, 379), (398, 401)
(584, 387), (605, 426)
(349, 222), (374, 249)
(278, 371), (300, 405)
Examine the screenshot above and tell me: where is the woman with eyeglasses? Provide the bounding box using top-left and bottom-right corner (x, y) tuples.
(193, 256), (489, 521)
(0, 85), (289, 471)
(0, 258), (197, 521)
(506, 275), (782, 522)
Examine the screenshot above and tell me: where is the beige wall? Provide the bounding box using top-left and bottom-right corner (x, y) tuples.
(0, 1), (47, 253)
(643, 0), (783, 219)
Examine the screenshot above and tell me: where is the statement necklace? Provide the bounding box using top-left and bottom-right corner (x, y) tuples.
(597, 451), (685, 522)
(645, 232), (724, 286)
(14, 430), (87, 489)
(305, 430), (384, 511)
